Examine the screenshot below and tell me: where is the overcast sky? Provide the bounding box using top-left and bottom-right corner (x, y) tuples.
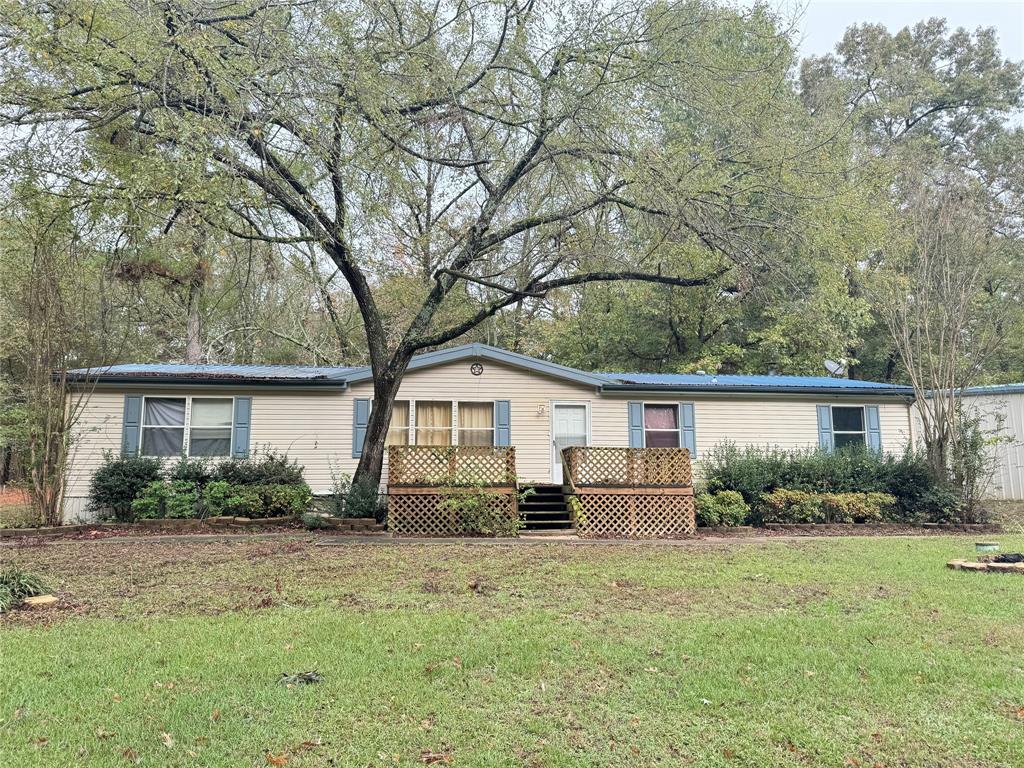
(771, 0), (1024, 61)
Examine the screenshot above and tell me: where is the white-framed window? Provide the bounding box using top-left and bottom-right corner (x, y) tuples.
(457, 401), (494, 446)
(831, 405), (866, 450)
(140, 396), (233, 458)
(386, 401), (410, 446)
(381, 400), (496, 446)
(643, 403), (680, 448)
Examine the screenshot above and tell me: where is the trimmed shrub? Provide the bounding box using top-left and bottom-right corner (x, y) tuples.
(223, 485), (263, 518)
(760, 490), (898, 524)
(703, 444), (955, 523)
(760, 489), (823, 523)
(169, 456), (213, 487)
(325, 471), (382, 519)
(130, 480), (169, 519)
(254, 483), (312, 517)
(201, 480), (234, 517)
(165, 480), (201, 518)
(89, 454), (164, 521)
(213, 452), (305, 486)
(695, 490), (749, 527)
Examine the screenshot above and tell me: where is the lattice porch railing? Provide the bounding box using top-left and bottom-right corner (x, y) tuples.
(561, 446), (692, 487)
(562, 447), (695, 538)
(387, 446), (519, 536)
(388, 445), (517, 487)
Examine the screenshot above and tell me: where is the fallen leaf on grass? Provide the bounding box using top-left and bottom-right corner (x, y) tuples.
(160, 731), (174, 748)
(122, 747), (140, 763)
(210, 708), (221, 722)
(266, 752), (289, 766)
(420, 748), (453, 764)
(723, 748), (736, 759)
(30, 737), (48, 747)
(95, 727), (116, 739)
(1016, 706), (1024, 720)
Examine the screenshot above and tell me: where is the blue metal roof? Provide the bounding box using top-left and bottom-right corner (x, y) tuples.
(603, 372), (912, 394)
(67, 362), (354, 384)
(959, 383), (1024, 397)
(66, 345), (913, 396)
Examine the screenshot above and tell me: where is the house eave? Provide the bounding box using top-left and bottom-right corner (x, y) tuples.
(600, 383), (915, 399)
(61, 374), (347, 390)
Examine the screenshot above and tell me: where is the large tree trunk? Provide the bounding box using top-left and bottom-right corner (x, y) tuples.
(184, 279), (202, 364)
(352, 352), (413, 489)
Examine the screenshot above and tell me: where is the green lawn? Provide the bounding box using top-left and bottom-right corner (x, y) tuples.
(1, 536), (1023, 767)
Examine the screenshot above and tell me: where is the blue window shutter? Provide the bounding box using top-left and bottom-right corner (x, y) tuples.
(680, 402), (696, 457)
(494, 400), (511, 446)
(232, 397), (252, 459)
(352, 398), (370, 458)
(816, 405), (834, 451)
(865, 405), (882, 452)
(628, 401), (644, 448)
(122, 395), (142, 456)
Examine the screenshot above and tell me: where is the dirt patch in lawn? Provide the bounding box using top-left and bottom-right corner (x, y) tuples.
(0, 537), (873, 628)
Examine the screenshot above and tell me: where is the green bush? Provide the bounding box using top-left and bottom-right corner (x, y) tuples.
(703, 444), (955, 523)
(439, 486), (522, 537)
(201, 480), (234, 517)
(695, 490), (748, 527)
(760, 489), (898, 524)
(130, 480), (168, 519)
(88, 453), (164, 521)
(254, 483), (311, 517)
(213, 452), (305, 486)
(760, 489), (823, 523)
(165, 480), (200, 518)
(325, 471), (381, 519)
(169, 456), (213, 487)
(223, 485), (263, 518)
(0, 568), (49, 613)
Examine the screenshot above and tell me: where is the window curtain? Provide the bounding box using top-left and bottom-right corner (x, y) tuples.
(415, 401), (452, 446)
(643, 405), (680, 448)
(386, 401), (410, 446)
(190, 398), (233, 457)
(458, 402), (494, 446)
(141, 398), (186, 456)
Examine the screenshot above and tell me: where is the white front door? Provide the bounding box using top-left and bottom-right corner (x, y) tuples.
(551, 403), (589, 484)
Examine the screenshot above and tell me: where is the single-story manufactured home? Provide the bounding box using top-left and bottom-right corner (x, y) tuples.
(63, 344), (922, 521)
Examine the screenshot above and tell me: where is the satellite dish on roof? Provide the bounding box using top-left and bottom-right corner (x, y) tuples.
(824, 359), (847, 376)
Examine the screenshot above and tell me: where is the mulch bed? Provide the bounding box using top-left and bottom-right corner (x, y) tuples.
(1, 516), (384, 541)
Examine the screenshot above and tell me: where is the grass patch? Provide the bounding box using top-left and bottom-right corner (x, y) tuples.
(2, 537), (1023, 766)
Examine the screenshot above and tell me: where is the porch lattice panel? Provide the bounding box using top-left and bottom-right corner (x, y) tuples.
(388, 446), (516, 487)
(388, 488), (518, 536)
(562, 447), (692, 487)
(574, 491), (696, 539)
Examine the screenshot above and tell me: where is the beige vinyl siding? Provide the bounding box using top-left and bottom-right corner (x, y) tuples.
(64, 360), (915, 520)
(65, 388), (352, 510)
(933, 392), (1024, 501)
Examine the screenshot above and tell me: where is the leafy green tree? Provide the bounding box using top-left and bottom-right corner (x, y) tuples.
(1, 0), (859, 486)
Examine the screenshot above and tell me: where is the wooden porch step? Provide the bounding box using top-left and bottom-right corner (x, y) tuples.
(519, 484), (574, 531)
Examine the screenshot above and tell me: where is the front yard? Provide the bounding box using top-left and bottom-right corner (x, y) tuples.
(1, 536), (1023, 767)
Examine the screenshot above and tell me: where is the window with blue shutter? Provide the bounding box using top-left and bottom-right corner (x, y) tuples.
(680, 402), (696, 457)
(352, 398), (370, 458)
(627, 401), (644, 448)
(494, 400), (511, 446)
(865, 405), (882, 452)
(122, 395), (142, 456)
(816, 405), (834, 451)
(231, 397), (252, 459)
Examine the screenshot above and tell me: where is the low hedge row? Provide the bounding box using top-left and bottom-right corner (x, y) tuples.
(90, 452), (311, 521)
(702, 444), (959, 523)
(759, 489), (897, 524)
(132, 479), (311, 520)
